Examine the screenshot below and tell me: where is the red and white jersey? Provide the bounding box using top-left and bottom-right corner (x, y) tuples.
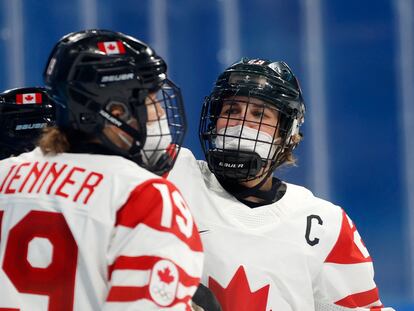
(0, 148), (203, 311)
(168, 148), (394, 311)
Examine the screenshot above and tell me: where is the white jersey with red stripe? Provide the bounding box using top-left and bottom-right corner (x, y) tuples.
(168, 148), (394, 311)
(0, 147), (203, 311)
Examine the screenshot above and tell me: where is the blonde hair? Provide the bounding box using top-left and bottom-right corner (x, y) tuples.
(38, 127), (70, 155)
(279, 133), (302, 167)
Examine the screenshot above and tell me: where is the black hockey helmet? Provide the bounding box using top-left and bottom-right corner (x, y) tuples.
(0, 87), (55, 159)
(199, 58), (305, 182)
(43, 29), (186, 175)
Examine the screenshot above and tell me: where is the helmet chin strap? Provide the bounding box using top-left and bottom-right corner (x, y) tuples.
(116, 130), (133, 148)
(98, 131), (143, 163)
(216, 164), (277, 202)
(95, 106), (144, 163)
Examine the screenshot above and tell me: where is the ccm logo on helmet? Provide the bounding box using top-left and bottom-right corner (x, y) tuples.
(100, 73), (134, 83)
(15, 123), (48, 130)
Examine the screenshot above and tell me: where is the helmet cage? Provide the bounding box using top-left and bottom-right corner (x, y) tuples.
(199, 60), (304, 182)
(140, 78), (186, 175)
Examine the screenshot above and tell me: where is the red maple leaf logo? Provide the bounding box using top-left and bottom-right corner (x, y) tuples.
(209, 266), (270, 311)
(107, 44), (115, 50)
(158, 267), (174, 284)
(25, 95), (33, 101)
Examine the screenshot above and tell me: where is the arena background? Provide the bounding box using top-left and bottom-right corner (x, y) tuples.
(0, 0), (413, 309)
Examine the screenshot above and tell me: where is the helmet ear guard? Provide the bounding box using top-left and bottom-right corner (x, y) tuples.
(199, 58), (305, 182)
(43, 29), (186, 175)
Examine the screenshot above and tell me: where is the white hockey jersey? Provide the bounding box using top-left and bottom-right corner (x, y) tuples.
(168, 148), (394, 311)
(0, 147), (203, 311)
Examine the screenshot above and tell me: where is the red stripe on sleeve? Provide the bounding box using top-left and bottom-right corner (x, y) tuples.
(115, 179), (202, 252)
(107, 285), (148, 302)
(108, 255), (162, 276)
(325, 210), (372, 264)
(108, 255), (200, 287)
(107, 284), (193, 306)
(335, 287), (381, 308)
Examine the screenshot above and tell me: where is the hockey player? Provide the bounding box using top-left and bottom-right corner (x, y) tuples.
(0, 87), (55, 159)
(168, 58), (394, 310)
(0, 29), (203, 310)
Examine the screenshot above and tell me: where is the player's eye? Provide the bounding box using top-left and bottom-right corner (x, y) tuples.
(249, 107), (268, 120)
(221, 106), (240, 116)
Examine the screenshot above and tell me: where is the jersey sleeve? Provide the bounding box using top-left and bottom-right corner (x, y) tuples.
(103, 178), (204, 310)
(315, 210), (394, 311)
